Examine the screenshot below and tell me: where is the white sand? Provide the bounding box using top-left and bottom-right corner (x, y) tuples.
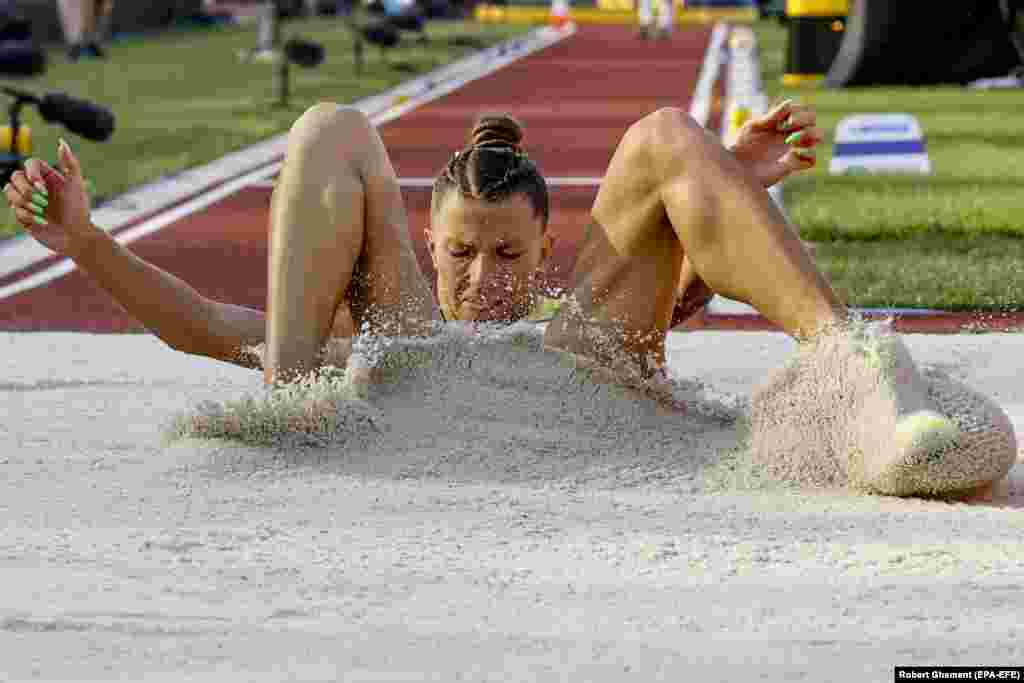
(3, 327), (1024, 681)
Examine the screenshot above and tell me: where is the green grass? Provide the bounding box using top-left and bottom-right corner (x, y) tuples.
(0, 16), (528, 240)
(753, 19), (1024, 311)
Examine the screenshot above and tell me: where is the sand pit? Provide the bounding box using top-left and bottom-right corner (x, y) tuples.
(3, 327), (1024, 681)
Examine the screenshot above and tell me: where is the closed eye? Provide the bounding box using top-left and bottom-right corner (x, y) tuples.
(498, 250), (522, 260)
(449, 247), (471, 258)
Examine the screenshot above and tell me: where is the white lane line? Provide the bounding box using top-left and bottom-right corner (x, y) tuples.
(0, 24), (576, 300)
(247, 176), (604, 190)
(0, 165), (280, 302)
(688, 21), (729, 128)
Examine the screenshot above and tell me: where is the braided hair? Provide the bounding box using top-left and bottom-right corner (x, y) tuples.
(431, 113), (549, 228)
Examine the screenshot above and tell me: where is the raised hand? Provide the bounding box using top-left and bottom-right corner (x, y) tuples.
(729, 99), (824, 189)
(3, 139), (97, 258)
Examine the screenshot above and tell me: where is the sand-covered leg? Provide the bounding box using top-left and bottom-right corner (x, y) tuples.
(750, 320), (1018, 497)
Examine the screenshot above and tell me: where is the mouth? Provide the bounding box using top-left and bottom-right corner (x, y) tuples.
(462, 300), (516, 321)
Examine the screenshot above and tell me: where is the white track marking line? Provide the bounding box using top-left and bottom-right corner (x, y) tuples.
(0, 24), (576, 300)
(0, 165), (280, 302)
(688, 21), (729, 128)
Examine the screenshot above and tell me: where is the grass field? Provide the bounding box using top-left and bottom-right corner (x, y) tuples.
(753, 19), (1024, 311)
(0, 15), (527, 240)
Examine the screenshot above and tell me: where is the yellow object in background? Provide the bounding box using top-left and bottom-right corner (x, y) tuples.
(785, 0), (848, 15)
(730, 106), (751, 132)
(476, 2), (756, 24)
(0, 125), (32, 156)
(596, 0), (632, 11)
(784, 0), (849, 86)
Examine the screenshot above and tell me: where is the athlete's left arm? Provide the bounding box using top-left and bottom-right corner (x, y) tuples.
(726, 99), (824, 188)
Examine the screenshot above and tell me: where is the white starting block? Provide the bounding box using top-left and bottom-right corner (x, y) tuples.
(829, 113), (932, 175)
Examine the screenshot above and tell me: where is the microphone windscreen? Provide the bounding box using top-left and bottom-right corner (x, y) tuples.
(38, 93), (115, 142)
(284, 38), (325, 68)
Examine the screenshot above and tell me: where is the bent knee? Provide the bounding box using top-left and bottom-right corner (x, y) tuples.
(288, 103), (373, 156)
(645, 107), (707, 152)
(618, 107), (706, 171)
(628, 107), (721, 185)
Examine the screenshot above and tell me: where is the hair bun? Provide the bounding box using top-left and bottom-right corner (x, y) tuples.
(469, 113), (523, 151)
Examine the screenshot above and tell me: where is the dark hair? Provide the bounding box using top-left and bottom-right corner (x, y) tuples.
(431, 113), (549, 228)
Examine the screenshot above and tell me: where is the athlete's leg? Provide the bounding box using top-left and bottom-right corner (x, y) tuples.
(264, 103), (438, 384)
(57, 0), (87, 50)
(544, 107), (1014, 496)
(545, 106), (844, 374)
(670, 255), (713, 327)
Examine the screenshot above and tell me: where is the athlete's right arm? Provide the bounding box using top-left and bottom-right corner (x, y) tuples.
(6, 143), (266, 370)
(71, 228), (267, 368)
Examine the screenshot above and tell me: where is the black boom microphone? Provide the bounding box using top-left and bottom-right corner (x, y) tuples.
(284, 38), (325, 68)
(37, 92), (115, 142)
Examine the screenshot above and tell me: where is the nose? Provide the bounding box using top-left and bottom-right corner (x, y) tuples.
(467, 253), (509, 299)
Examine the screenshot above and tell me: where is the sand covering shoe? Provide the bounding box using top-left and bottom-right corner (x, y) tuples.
(749, 319), (1017, 497)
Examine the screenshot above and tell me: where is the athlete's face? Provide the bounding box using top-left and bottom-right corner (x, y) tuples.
(427, 192), (551, 323)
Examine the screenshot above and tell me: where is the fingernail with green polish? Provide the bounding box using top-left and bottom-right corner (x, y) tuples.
(31, 192), (48, 208)
(31, 202), (45, 216)
(785, 130), (805, 145)
(34, 215), (47, 226)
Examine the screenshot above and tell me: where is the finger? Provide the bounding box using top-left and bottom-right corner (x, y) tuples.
(784, 105), (817, 132)
(768, 99), (797, 131)
(9, 180), (49, 219)
(768, 98), (794, 121)
(23, 157), (65, 193)
(20, 158), (51, 194)
(787, 146), (817, 166)
(58, 138), (83, 180)
(3, 181), (20, 207)
(25, 156), (66, 189)
(7, 168), (49, 215)
(13, 204), (47, 229)
(784, 125), (824, 150)
(3, 181), (33, 214)
(8, 168), (36, 199)
(751, 99), (793, 131)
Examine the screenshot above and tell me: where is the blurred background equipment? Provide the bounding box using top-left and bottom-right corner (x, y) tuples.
(828, 113), (931, 176)
(821, 0), (1023, 87)
(782, 0), (846, 87)
(13, 0), (208, 45)
(234, 2), (327, 105)
(273, 35), (325, 106)
(237, 0), (280, 62)
(0, 1), (47, 77)
(0, 86), (115, 187)
(358, 17), (400, 70)
(388, 6), (428, 44)
(1002, 0), (1024, 60)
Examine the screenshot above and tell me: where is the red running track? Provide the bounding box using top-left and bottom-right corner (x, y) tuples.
(2, 23), (1023, 334)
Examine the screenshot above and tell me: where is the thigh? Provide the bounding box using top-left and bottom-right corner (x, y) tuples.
(266, 105), (437, 381)
(341, 122), (440, 338)
(544, 121), (683, 375)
